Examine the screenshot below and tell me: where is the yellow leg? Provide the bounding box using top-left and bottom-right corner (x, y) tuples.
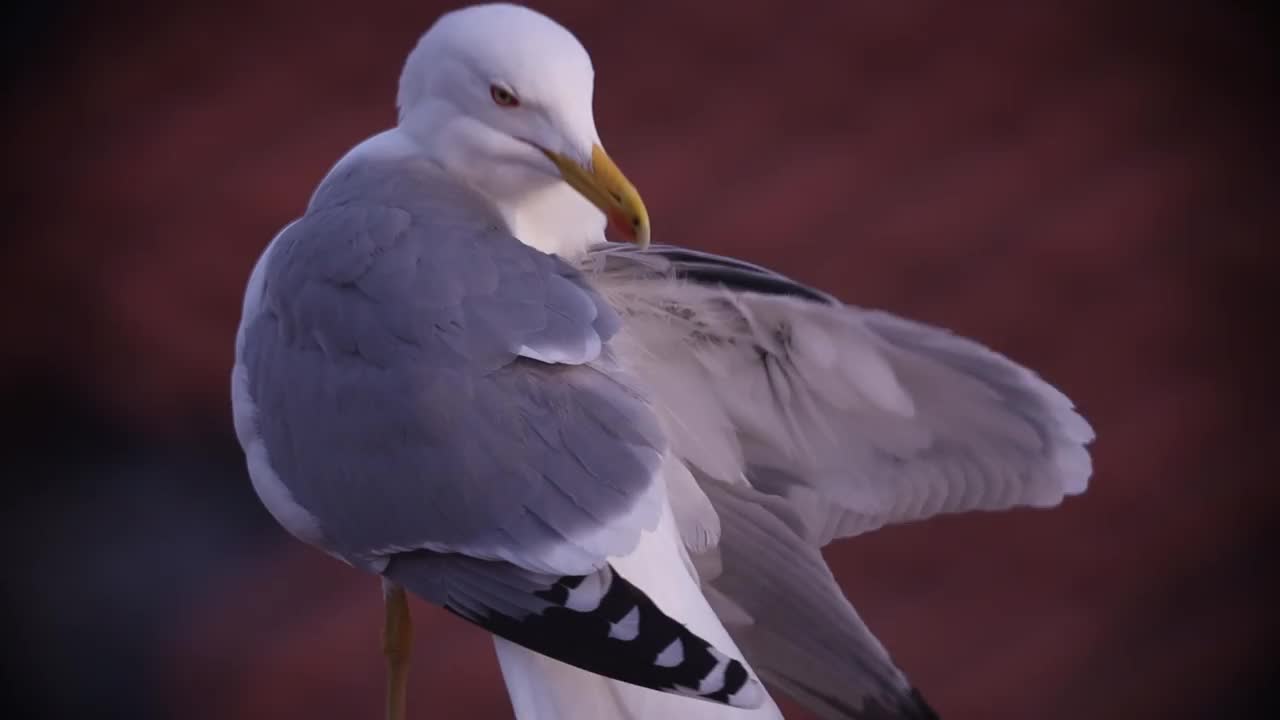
(383, 581), (412, 720)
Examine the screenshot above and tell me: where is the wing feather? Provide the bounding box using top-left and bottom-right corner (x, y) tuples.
(583, 242), (1094, 717)
(697, 478), (939, 720)
(585, 243), (1094, 543)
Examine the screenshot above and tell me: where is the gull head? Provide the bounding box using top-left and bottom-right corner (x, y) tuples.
(396, 3), (648, 254)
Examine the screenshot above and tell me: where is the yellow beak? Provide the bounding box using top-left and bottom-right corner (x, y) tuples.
(542, 144), (650, 248)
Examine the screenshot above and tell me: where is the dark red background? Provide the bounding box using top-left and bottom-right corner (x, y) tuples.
(3, 2), (1275, 719)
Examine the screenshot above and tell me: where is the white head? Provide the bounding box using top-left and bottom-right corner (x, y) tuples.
(395, 3), (648, 256)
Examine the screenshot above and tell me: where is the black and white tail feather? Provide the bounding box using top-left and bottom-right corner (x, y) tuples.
(385, 553), (764, 709)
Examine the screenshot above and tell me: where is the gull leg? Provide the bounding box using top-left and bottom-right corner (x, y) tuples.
(383, 580), (413, 720)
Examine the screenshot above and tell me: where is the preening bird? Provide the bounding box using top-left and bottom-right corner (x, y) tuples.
(231, 4), (1095, 719)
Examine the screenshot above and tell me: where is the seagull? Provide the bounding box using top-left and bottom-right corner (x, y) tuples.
(231, 4), (1095, 719)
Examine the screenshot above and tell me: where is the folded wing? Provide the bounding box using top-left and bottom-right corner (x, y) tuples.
(232, 159), (764, 708)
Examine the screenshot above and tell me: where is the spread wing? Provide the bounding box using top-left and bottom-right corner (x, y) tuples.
(584, 242), (1094, 545)
(582, 242), (1095, 718)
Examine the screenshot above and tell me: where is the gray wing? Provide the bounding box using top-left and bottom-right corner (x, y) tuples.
(583, 242), (1094, 719)
(697, 478), (936, 720)
(232, 158), (763, 708)
(584, 242), (1094, 544)
(243, 162), (660, 575)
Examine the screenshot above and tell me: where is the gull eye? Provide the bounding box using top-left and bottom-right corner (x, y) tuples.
(490, 84), (519, 108)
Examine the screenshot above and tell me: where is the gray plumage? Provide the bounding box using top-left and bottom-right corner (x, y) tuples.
(697, 478), (932, 719)
(233, 150), (767, 708)
(243, 153), (663, 574)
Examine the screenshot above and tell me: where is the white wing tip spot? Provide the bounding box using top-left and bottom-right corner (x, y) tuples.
(654, 637), (684, 668)
(563, 572), (608, 612)
(697, 651), (730, 695)
(728, 676), (766, 709)
(607, 605), (640, 641)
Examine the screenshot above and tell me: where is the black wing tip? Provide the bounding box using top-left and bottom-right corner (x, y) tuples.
(903, 687), (940, 719)
(779, 676), (940, 720)
(595, 242), (839, 305)
(466, 565), (764, 708)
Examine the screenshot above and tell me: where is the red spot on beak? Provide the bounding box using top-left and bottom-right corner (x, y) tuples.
(606, 207), (636, 242)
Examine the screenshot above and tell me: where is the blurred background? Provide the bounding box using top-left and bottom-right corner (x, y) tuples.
(3, 1), (1275, 718)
